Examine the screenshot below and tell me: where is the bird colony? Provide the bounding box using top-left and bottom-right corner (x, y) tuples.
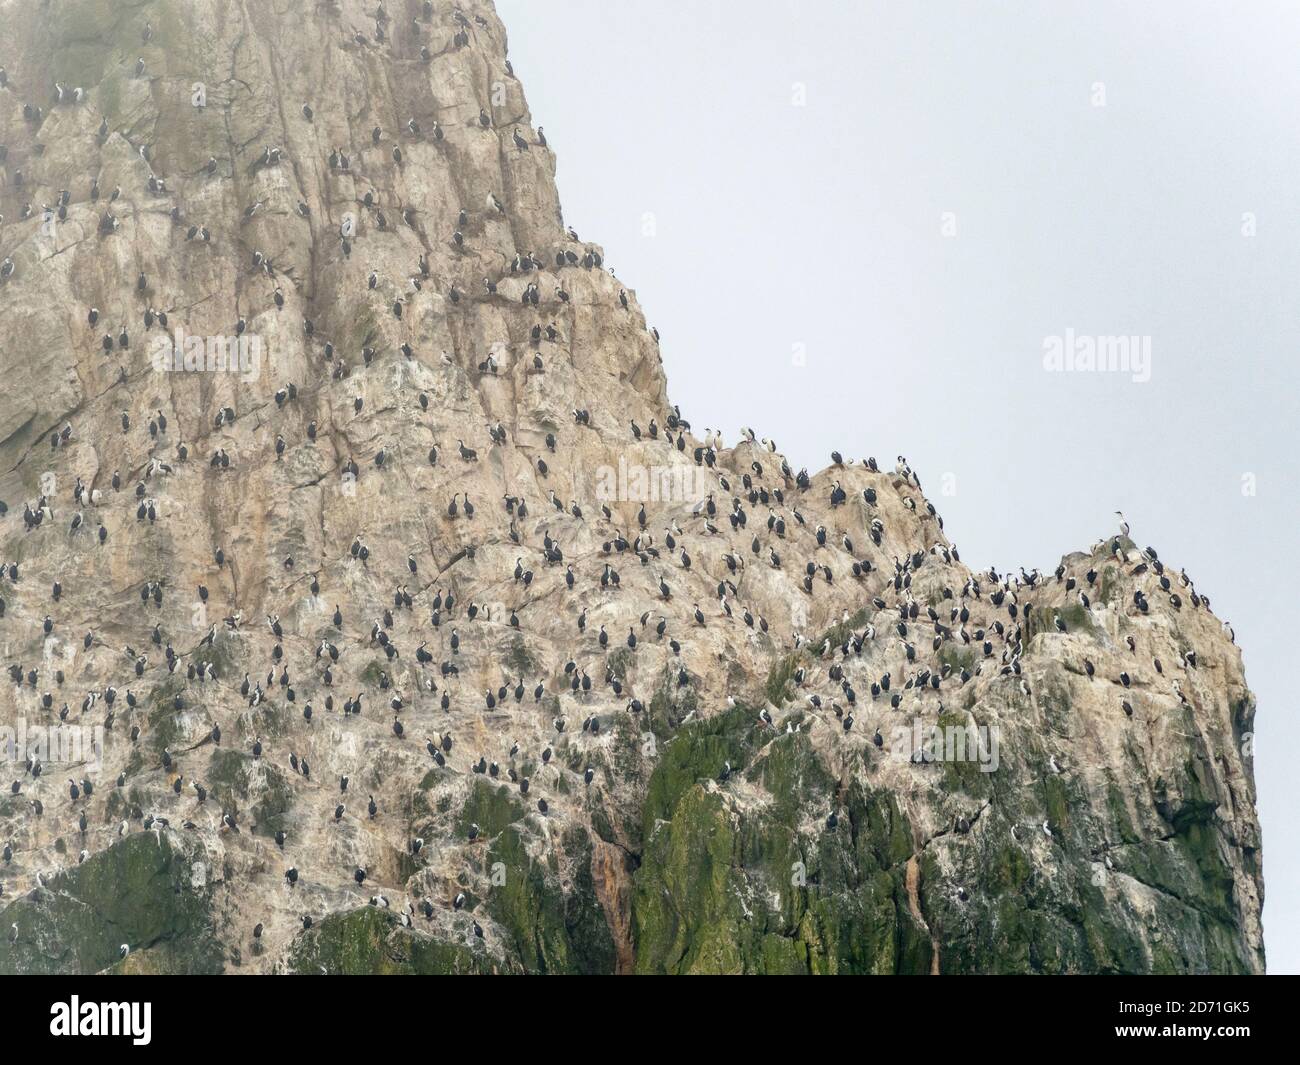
(0, 1), (1262, 974)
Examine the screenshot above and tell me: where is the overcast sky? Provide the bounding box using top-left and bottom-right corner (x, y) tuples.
(497, 0), (1300, 973)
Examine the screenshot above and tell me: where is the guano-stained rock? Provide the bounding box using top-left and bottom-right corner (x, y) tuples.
(0, 0), (1263, 974)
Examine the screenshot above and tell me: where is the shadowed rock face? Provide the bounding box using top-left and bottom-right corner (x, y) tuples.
(0, 0), (1263, 974)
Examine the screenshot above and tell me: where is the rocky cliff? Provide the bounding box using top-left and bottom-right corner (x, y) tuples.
(0, 0), (1263, 974)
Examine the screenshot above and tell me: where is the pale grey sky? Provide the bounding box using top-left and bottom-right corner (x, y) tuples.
(497, 0), (1300, 973)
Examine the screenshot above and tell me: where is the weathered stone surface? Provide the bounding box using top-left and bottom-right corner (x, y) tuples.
(0, 0), (1262, 973)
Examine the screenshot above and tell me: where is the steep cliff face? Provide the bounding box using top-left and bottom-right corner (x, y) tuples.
(0, 0), (1263, 974)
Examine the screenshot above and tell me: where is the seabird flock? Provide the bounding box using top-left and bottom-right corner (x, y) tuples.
(0, 2), (1238, 968)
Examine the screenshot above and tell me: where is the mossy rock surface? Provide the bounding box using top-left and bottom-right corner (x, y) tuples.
(645, 665), (700, 740)
(285, 907), (499, 975)
(457, 779), (525, 840)
(642, 705), (758, 839)
(207, 748), (293, 836)
(632, 724), (931, 975)
(485, 822), (615, 974)
(764, 653), (800, 707)
(914, 728), (1257, 975)
(1028, 601), (1096, 640)
(0, 832), (222, 975)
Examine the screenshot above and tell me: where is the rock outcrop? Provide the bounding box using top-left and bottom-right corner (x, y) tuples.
(0, 0), (1263, 974)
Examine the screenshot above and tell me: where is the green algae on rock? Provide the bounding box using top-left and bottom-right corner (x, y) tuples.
(0, 832), (222, 975)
